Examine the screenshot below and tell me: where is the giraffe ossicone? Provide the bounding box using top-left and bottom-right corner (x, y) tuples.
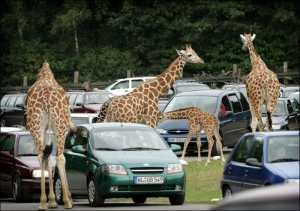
(97, 44), (204, 128)
(158, 107), (225, 166)
(26, 60), (77, 210)
(240, 32), (280, 132)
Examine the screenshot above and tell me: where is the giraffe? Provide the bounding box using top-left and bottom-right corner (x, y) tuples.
(240, 32), (280, 132)
(97, 44), (204, 128)
(26, 60), (77, 210)
(158, 107), (225, 166)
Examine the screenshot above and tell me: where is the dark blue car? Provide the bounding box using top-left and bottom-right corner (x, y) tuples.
(220, 130), (299, 198)
(156, 89), (251, 156)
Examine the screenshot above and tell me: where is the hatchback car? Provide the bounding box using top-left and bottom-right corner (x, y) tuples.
(156, 89), (251, 156)
(221, 83), (248, 99)
(279, 85), (299, 98)
(53, 123), (185, 207)
(0, 130), (57, 201)
(220, 130), (299, 198)
(105, 76), (156, 96)
(0, 93), (27, 127)
(261, 97), (299, 131)
(66, 90), (114, 113)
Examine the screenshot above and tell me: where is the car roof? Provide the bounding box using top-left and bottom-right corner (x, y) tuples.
(246, 130), (299, 136)
(66, 90), (111, 94)
(77, 122), (151, 130)
(175, 89), (238, 97)
(282, 86), (299, 90)
(0, 127), (24, 132)
(0, 129), (32, 135)
(71, 113), (98, 117)
(116, 76), (156, 81)
(222, 83), (246, 87)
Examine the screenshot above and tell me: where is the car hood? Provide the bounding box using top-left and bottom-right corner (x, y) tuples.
(270, 162), (299, 178)
(262, 116), (285, 124)
(84, 104), (102, 111)
(157, 119), (189, 130)
(18, 156), (56, 168)
(95, 150), (179, 168)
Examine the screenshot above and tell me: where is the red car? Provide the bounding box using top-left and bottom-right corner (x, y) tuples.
(0, 129), (56, 201)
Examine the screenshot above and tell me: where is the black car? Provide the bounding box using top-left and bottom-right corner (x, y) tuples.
(156, 89), (252, 155)
(0, 93), (27, 127)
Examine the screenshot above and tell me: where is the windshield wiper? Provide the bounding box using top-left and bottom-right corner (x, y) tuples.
(121, 147), (160, 151)
(18, 153), (38, 156)
(95, 147), (118, 151)
(270, 158), (299, 163)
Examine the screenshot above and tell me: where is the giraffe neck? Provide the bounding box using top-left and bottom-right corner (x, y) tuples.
(36, 62), (56, 81)
(164, 107), (193, 120)
(135, 56), (186, 99)
(247, 42), (268, 71)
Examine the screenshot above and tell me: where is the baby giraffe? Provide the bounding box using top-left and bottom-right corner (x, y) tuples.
(158, 107), (225, 166)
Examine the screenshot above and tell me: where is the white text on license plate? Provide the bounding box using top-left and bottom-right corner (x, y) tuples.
(169, 138), (186, 142)
(134, 176), (164, 184)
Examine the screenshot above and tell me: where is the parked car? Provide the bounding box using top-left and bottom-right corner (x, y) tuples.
(0, 130), (57, 201)
(220, 130), (299, 199)
(158, 82), (211, 111)
(53, 122), (185, 207)
(261, 97), (300, 131)
(0, 93), (27, 127)
(221, 83), (247, 99)
(156, 89), (251, 156)
(71, 113), (99, 125)
(66, 90), (114, 113)
(279, 85), (299, 98)
(105, 76), (156, 96)
(211, 183), (299, 210)
(289, 91), (299, 104)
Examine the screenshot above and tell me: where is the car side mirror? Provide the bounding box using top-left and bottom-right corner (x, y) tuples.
(246, 158), (262, 167)
(224, 111), (233, 117)
(72, 145), (86, 154)
(16, 104), (25, 109)
(75, 103), (82, 106)
(1, 151), (11, 157)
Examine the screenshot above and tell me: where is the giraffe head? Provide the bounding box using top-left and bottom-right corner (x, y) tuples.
(157, 112), (168, 125)
(176, 44), (204, 64)
(240, 33), (256, 52)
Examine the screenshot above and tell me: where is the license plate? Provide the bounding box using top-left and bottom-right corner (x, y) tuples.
(134, 176), (164, 184)
(169, 138), (186, 142)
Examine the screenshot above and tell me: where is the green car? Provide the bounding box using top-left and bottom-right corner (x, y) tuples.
(54, 122), (186, 207)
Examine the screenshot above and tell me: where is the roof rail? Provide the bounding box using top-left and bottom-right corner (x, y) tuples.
(66, 89), (85, 92)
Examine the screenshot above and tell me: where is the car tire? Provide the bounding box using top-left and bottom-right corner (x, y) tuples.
(169, 193), (185, 205)
(132, 196), (147, 204)
(88, 176), (105, 207)
(54, 174), (64, 205)
(12, 174), (23, 202)
(211, 137), (222, 156)
(223, 186), (232, 198)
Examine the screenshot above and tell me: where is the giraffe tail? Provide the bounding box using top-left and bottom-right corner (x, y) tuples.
(97, 98), (112, 123)
(267, 111), (272, 131)
(42, 141), (53, 169)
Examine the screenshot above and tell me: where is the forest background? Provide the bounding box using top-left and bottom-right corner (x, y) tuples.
(0, 0), (299, 87)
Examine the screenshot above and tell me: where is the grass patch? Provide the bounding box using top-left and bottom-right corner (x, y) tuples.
(106, 159), (225, 205)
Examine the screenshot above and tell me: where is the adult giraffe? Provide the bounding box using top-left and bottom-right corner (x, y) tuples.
(26, 60), (77, 210)
(240, 32), (280, 132)
(97, 44), (204, 128)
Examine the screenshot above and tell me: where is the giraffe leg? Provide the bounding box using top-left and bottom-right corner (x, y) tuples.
(215, 132), (225, 164)
(180, 130), (194, 165)
(47, 156), (57, 209)
(205, 134), (214, 166)
(38, 154), (47, 211)
(56, 154), (73, 209)
(195, 130), (202, 165)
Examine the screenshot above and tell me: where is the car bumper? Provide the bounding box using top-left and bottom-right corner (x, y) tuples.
(21, 178), (51, 199)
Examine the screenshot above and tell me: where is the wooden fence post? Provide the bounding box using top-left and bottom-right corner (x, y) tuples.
(23, 76), (27, 86)
(74, 71), (79, 84)
(283, 62), (288, 85)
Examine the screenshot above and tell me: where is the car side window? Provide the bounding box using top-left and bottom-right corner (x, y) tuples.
(249, 136), (264, 163)
(74, 94), (83, 105)
(1, 135), (15, 155)
(68, 93), (77, 105)
(113, 81), (129, 89)
(236, 92), (249, 111)
(231, 135), (253, 163)
(1, 96), (9, 106)
(15, 96), (24, 107)
(290, 99), (299, 111)
(228, 94), (242, 113)
(75, 129), (89, 149)
(131, 79), (144, 88)
(7, 96), (17, 107)
(65, 133), (77, 150)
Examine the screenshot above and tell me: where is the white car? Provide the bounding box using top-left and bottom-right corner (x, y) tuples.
(289, 91), (299, 104)
(105, 76), (156, 95)
(71, 113), (99, 125)
(0, 126), (24, 132)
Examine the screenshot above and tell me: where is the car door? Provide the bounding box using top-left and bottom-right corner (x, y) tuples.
(9, 95), (26, 126)
(286, 99), (300, 130)
(243, 135), (264, 189)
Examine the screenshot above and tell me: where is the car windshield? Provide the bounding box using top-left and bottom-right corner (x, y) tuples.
(85, 93), (113, 104)
(267, 135), (299, 163)
(91, 128), (169, 151)
(163, 95), (218, 113)
(176, 85), (209, 94)
(262, 101), (286, 116)
(72, 117), (90, 125)
(17, 134), (57, 156)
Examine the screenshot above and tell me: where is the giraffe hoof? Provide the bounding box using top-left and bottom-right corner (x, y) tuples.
(179, 159), (188, 165)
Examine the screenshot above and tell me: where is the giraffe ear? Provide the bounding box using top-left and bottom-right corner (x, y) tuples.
(176, 49), (182, 55)
(251, 34), (256, 41)
(240, 34), (246, 40)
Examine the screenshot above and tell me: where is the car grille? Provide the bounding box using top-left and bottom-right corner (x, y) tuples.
(168, 130), (189, 134)
(118, 185), (176, 191)
(130, 167), (164, 174)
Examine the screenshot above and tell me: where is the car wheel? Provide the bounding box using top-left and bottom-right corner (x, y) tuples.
(87, 176), (105, 207)
(132, 196), (147, 203)
(223, 186), (232, 198)
(169, 193), (185, 205)
(54, 174), (64, 205)
(211, 137), (222, 156)
(12, 175), (23, 202)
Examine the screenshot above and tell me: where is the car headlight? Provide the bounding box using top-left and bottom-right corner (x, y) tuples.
(168, 163), (183, 174)
(102, 164), (127, 175)
(156, 128), (167, 134)
(272, 125), (281, 130)
(284, 179), (299, 184)
(32, 170), (50, 178)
